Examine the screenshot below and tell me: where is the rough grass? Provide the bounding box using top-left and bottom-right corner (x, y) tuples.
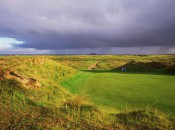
(113, 108), (175, 130)
(1, 79), (174, 129)
(14, 57), (77, 84)
(0, 79), (123, 129)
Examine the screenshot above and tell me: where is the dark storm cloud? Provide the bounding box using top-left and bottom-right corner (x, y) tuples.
(0, 0), (175, 50)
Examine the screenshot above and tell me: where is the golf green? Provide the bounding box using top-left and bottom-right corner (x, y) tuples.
(62, 71), (175, 112)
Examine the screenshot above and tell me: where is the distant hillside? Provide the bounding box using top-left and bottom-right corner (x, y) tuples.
(115, 60), (175, 73)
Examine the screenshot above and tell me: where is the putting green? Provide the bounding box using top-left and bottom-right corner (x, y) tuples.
(62, 71), (175, 112)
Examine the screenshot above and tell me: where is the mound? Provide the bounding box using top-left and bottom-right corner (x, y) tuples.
(116, 60), (175, 73)
(0, 57), (77, 90)
(9, 57), (77, 85)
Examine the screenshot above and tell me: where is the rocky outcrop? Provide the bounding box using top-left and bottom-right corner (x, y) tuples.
(1, 70), (41, 89)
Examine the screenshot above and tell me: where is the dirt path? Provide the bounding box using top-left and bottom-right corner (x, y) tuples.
(88, 61), (99, 70)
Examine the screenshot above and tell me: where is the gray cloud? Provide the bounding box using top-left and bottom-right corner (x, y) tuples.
(0, 0), (175, 53)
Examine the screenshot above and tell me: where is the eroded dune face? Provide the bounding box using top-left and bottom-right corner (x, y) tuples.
(0, 69), (4, 80)
(0, 70), (41, 89)
(88, 61), (99, 70)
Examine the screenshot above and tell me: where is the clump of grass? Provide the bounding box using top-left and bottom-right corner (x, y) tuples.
(61, 94), (123, 129)
(112, 106), (175, 130)
(62, 94), (98, 112)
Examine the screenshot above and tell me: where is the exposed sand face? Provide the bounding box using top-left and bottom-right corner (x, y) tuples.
(88, 61), (99, 70)
(1, 70), (41, 89)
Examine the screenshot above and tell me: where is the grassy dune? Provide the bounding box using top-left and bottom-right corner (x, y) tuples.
(0, 55), (175, 129)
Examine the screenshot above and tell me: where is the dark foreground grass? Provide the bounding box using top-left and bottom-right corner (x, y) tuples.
(0, 79), (111, 129)
(1, 79), (175, 130)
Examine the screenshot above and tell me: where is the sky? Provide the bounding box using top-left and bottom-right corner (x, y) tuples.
(0, 0), (175, 54)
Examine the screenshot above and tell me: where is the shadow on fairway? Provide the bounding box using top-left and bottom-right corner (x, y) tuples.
(81, 60), (175, 76)
(81, 70), (175, 76)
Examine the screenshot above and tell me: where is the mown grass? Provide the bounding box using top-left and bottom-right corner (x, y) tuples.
(61, 71), (175, 112)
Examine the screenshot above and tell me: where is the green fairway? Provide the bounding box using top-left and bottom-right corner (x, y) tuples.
(62, 71), (175, 112)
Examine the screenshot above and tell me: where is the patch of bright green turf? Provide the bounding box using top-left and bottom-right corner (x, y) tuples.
(62, 71), (175, 112)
